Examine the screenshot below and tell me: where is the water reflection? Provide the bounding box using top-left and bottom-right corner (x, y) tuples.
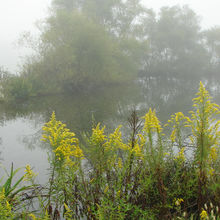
(0, 78), (219, 183)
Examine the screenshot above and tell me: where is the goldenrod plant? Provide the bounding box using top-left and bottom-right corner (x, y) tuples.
(0, 163), (40, 219)
(0, 188), (15, 220)
(1, 82), (220, 219)
(32, 82), (220, 219)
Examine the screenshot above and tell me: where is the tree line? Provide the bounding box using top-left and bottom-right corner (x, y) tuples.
(1, 0), (220, 100)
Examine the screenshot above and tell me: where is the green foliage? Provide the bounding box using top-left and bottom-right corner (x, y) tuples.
(2, 84), (220, 218)
(141, 5), (210, 79)
(35, 82), (220, 219)
(18, 0), (145, 95)
(0, 164), (40, 219)
(2, 2), (220, 102)
(0, 164), (31, 200)
(4, 1), (220, 101)
(0, 189), (15, 220)
(1, 75), (32, 102)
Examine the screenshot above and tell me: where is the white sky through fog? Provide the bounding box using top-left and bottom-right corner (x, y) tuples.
(141, 0), (220, 28)
(0, 0), (220, 72)
(0, 0), (51, 73)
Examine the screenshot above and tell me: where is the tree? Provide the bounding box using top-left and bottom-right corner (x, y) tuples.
(140, 6), (210, 79)
(203, 27), (220, 78)
(21, 0), (150, 94)
(51, 0), (149, 69)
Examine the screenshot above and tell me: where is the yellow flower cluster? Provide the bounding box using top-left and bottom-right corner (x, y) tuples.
(200, 208), (208, 220)
(107, 154), (117, 169)
(42, 112), (84, 162)
(129, 135), (146, 159)
(54, 142), (83, 161)
(117, 157), (123, 169)
(209, 146), (217, 162)
(29, 213), (37, 220)
(190, 82), (220, 133)
(0, 188), (14, 219)
(192, 82), (220, 115)
(132, 142), (144, 159)
(174, 147), (185, 162)
(104, 125), (128, 151)
(142, 108), (164, 161)
(143, 108), (162, 134)
(0, 189), (9, 208)
(208, 168), (215, 176)
(208, 147), (218, 177)
(193, 82), (210, 105)
(90, 123), (106, 145)
(168, 112), (186, 126)
(104, 185), (109, 194)
(170, 129), (176, 143)
(64, 203), (73, 219)
(187, 82), (220, 165)
(166, 112), (188, 143)
(24, 164), (37, 181)
(174, 198), (184, 206)
(29, 212), (50, 220)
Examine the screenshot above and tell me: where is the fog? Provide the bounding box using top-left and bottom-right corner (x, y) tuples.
(142, 0), (220, 28)
(1, 0), (220, 72)
(0, 0), (51, 72)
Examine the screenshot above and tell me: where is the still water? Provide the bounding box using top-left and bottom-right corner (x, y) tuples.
(0, 78), (219, 183)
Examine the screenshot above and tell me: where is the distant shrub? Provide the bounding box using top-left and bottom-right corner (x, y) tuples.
(1, 75), (32, 102)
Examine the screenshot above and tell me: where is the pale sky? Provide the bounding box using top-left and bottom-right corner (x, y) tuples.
(1, 0), (220, 72)
(0, 0), (51, 72)
(142, 0), (220, 28)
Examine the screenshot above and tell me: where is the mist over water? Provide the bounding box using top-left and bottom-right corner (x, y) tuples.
(0, 78), (220, 183)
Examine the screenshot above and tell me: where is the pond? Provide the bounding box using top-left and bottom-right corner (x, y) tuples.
(0, 78), (219, 184)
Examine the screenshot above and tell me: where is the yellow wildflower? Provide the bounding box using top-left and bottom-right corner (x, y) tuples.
(174, 198), (184, 206)
(143, 108), (162, 134)
(29, 213), (37, 220)
(0, 189), (14, 219)
(64, 157), (76, 167)
(90, 123), (106, 145)
(117, 157), (123, 169)
(132, 143), (144, 159)
(200, 208), (208, 220)
(0, 188), (5, 201)
(210, 147), (217, 161)
(42, 112), (84, 162)
(24, 165), (37, 181)
(166, 112), (188, 144)
(64, 203), (72, 219)
(189, 82), (220, 167)
(104, 185), (109, 194)
(208, 168), (215, 176)
(191, 82), (220, 120)
(170, 129), (176, 143)
(174, 148), (185, 162)
(107, 155), (117, 168)
(138, 134), (146, 149)
(104, 125), (129, 151)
